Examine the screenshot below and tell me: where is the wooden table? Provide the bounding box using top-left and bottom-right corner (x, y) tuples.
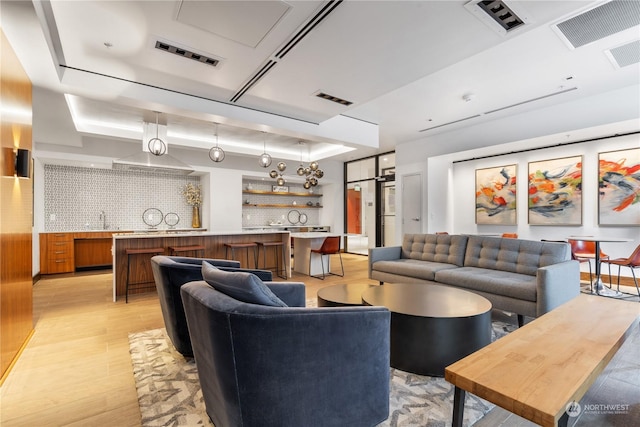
(362, 282), (492, 376)
(445, 294), (640, 427)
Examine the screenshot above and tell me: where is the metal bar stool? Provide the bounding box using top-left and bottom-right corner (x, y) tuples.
(224, 242), (258, 269)
(255, 241), (287, 279)
(168, 245), (205, 257)
(125, 247), (164, 303)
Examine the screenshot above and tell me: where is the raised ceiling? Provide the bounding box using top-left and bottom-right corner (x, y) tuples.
(1, 0), (639, 164)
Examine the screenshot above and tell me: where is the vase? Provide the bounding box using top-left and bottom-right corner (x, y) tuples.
(192, 206), (201, 228)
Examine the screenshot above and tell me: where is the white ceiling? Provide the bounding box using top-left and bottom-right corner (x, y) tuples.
(1, 0), (639, 165)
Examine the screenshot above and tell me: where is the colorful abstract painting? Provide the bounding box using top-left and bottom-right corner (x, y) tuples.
(528, 156), (582, 225)
(475, 165), (517, 225)
(598, 148), (640, 226)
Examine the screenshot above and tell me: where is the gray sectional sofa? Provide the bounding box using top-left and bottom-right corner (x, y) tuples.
(369, 233), (580, 324)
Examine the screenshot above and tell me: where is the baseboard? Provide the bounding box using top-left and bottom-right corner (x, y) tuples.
(580, 272), (637, 288)
(0, 328), (35, 387)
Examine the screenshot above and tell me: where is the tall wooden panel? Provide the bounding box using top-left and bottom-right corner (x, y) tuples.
(0, 30), (34, 382)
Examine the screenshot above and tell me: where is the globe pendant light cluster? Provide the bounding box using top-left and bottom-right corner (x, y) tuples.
(268, 141), (324, 188)
(148, 112), (167, 156)
(208, 123), (225, 163)
(297, 160), (324, 189)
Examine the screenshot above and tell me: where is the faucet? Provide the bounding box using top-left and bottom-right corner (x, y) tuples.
(99, 210), (107, 230)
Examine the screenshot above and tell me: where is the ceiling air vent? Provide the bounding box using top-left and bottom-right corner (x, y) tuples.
(553, 0), (640, 49)
(155, 41), (220, 67)
(316, 92), (353, 106)
(605, 39), (640, 68)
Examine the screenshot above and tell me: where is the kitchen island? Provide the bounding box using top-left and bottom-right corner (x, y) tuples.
(291, 232), (343, 276)
(112, 230), (290, 302)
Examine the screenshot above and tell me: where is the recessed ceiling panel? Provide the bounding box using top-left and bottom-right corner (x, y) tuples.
(176, 0), (291, 48)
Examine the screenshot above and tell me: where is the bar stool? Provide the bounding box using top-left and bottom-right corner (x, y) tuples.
(224, 242), (258, 269)
(168, 245), (205, 257)
(255, 241), (287, 279)
(125, 247), (164, 303)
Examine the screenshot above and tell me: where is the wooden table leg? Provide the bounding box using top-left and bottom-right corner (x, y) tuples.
(452, 386), (465, 427)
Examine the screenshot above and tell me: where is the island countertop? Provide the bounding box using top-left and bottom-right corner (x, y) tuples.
(113, 229), (288, 239)
(112, 230), (291, 302)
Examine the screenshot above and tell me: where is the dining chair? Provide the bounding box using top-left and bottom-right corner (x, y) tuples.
(600, 243), (640, 298)
(568, 239), (610, 290)
(501, 233), (518, 238)
(310, 236), (344, 279)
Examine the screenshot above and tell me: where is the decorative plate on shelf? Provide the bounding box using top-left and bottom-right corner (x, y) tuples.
(164, 212), (180, 228)
(287, 210), (300, 224)
(143, 208), (163, 228)
(299, 213), (308, 224)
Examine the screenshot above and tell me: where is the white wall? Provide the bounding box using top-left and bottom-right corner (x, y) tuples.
(396, 120), (640, 278)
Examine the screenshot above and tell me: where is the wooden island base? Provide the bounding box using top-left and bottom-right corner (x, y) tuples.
(112, 231), (290, 302)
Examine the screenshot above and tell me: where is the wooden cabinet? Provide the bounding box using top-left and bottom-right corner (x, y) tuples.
(40, 233), (74, 274)
(74, 232), (113, 269)
(40, 231), (120, 274)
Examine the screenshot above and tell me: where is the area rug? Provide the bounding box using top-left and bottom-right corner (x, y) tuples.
(129, 320), (517, 427)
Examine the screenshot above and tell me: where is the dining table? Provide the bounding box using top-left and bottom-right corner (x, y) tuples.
(568, 236), (631, 297)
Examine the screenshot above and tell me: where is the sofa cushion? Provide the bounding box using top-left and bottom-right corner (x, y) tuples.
(372, 259), (458, 281)
(202, 261), (287, 307)
(463, 236), (570, 276)
(401, 234), (468, 267)
(435, 266), (537, 302)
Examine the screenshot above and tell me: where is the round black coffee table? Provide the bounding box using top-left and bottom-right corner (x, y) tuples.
(317, 283), (377, 307)
(362, 282), (492, 376)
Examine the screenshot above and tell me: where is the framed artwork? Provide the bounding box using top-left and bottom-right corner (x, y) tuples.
(475, 164), (517, 225)
(528, 155), (582, 225)
(598, 147), (640, 226)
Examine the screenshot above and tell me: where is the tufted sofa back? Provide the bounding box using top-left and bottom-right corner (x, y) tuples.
(464, 235), (571, 276)
(401, 233), (469, 267)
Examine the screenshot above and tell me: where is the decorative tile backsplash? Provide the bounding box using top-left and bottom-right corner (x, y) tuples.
(241, 179), (321, 227)
(43, 165), (200, 231)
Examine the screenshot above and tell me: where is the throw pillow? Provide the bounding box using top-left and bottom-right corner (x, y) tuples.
(201, 261), (287, 307)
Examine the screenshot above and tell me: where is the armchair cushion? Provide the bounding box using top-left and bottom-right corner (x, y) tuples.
(202, 261), (287, 307)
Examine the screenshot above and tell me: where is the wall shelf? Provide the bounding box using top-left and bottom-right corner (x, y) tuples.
(242, 204), (322, 208)
(242, 190), (322, 197)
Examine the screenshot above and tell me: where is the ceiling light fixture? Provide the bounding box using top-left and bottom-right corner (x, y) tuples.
(147, 112), (167, 156)
(259, 132), (272, 168)
(208, 123), (225, 163)
(288, 141), (324, 189)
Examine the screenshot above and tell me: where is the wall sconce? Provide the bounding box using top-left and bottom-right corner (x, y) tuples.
(2, 148), (30, 178)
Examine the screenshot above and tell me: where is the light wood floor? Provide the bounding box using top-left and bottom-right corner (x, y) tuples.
(1, 254), (638, 426)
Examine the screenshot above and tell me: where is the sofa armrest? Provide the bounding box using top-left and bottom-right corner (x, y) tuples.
(536, 260), (580, 316)
(265, 282), (306, 307)
(368, 246), (402, 278)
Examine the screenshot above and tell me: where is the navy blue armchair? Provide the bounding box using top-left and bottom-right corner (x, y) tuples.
(150, 255), (276, 357)
(180, 267), (391, 427)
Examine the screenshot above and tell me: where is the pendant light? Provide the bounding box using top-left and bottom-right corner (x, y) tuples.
(259, 132), (272, 168)
(208, 123), (225, 162)
(148, 112), (167, 156)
